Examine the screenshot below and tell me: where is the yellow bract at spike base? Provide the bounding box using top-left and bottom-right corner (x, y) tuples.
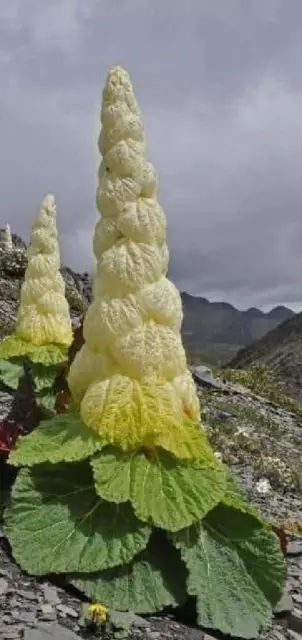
(68, 66), (205, 459)
(15, 194), (72, 347)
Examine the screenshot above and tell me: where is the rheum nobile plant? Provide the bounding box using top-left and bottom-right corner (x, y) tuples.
(4, 68), (286, 639)
(0, 195), (73, 451)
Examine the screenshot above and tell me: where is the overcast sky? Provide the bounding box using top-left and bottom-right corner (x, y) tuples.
(1, 1), (302, 311)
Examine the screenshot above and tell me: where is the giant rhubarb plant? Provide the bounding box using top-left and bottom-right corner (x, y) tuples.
(4, 68), (286, 638)
(0, 194), (73, 444)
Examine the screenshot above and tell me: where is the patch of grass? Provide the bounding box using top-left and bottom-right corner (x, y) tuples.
(199, 388), (286, 436)
(220, 364), (302, 418)
(206, 417), (262, 466)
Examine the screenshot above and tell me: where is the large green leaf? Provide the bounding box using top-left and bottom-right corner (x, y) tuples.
(0, 336), (68, 365)
(70, 532), (187, 613)
(0, 335), (35, 359)
(4, 462), (151, 575)
(36, 389), (56, 414)
(28, 343), (68, 365)
(30, 362), (59, 392)
(9, 413), (105, 467)
(172, 504), (286, 639)
(91, 447), (226, 532)
(0, 358), (24, 389)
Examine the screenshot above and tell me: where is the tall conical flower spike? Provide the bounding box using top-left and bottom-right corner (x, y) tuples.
(3, 223), (13, 250)
(16, 194), (72, 346)
(68, 67), (204, 459)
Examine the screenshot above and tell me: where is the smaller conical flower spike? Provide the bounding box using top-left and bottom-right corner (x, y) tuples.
(16, 194), (72, 346)
(3, 223), (13, 250)
(68, 67), (206, 461)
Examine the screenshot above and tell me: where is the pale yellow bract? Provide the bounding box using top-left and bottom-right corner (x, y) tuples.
(16, 194), (72, 346)
(68, 67), (202, 456)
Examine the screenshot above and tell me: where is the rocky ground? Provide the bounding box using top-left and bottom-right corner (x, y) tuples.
(0, 367), (302, 640)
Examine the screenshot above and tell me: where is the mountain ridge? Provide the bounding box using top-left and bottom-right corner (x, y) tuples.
(180, 291), (293, 320)
(180, 290), (294, 363)
(226, 309), (302, 399)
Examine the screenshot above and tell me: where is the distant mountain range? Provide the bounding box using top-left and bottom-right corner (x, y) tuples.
(180, 292), (295, 364)
(226, 310), (302, 399)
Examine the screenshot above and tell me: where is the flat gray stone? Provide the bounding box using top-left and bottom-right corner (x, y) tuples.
(131, 614), (150, 628)
(56, 604), (78, 618)
(16, 589), (38, 601)
(293, 592), (302, 605)
(0, 577), (9, 595)
(192, 365), (213, 382)
(0, 627), (22, 640)
(287, 540), (302, 556)
(274, 580), (293, 613)
(289, 631), (302, 640)
(24, 623), (81, 640)
(41, 584), (61, 605)
(289, 610), (302, 634)
(39, 604), (57, 621)
(146, 632), (161, 640)
(213, 409), (232, 421)
(191, 365), (223, 390)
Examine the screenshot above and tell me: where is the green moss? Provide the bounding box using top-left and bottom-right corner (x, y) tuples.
(220, 364), (302, 418)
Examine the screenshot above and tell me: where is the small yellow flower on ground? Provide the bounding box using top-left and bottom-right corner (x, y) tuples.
(88, 602), (108, 623)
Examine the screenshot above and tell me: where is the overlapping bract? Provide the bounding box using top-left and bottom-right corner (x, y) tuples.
(16, 194), (72, 347)
(0, 195), (73, 446)
(68, 67), (201, 452)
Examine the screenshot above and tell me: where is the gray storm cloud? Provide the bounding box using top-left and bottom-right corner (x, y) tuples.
(0, 0), (302, 310)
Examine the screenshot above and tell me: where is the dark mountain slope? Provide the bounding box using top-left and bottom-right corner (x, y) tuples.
(227, 310), (302, 398)
(180, 291), (294, 362)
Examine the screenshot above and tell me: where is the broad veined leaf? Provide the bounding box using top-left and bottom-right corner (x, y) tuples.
(172, 504), (286, 639)
(28, 343), (68, 366)
(0, 335), (35, 359)
(4, 462), (151, 575)
(91, 447), (226, 532)
(9, 413), (106, 467)
(36, 389), (56, 413)
(0, 358), (24, 390)
(70, 532), (187, 613)
(30, 362), (59, 392)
